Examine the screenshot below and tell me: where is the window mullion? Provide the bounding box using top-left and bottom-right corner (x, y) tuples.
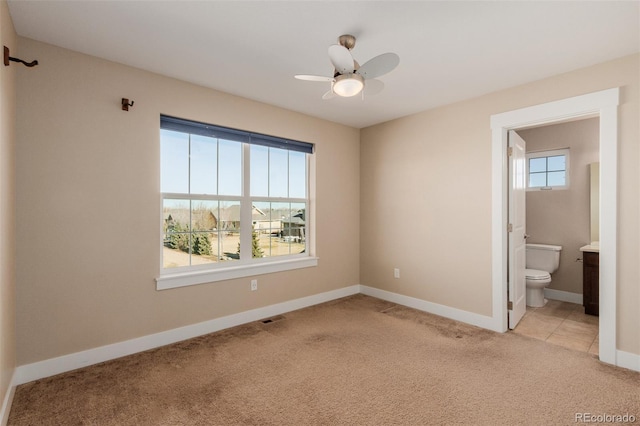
(251, 196), (306, 203)
(188, 200), (193, 266)
(545, 157), (550, 187)
(188, 136), (192, 266)
(216, 138), (220, 196)
(239, 144), (252, 261)
(305, 153), (310, 255)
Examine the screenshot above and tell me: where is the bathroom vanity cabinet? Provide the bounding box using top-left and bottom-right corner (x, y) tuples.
(582, 251), (599, 316)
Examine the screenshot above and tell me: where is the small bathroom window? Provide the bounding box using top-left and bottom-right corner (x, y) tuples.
(526, 148), (570, 191)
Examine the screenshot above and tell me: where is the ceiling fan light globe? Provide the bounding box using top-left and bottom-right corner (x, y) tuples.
(333, 73), (364, 97)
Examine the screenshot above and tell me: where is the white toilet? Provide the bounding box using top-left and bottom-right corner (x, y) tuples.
(525, 243), (562, 307)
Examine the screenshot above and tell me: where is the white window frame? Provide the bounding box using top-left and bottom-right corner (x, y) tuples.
(526, 148), (570, 191)
(156, 117), (317, 291)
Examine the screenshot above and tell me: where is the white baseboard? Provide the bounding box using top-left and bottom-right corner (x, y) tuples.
(14, 285), (360, 386)
(544, 288), (583, 305)
(0, 372), (16, 426)
(359, 285), (499, 331)
(616, 350), (640, 372)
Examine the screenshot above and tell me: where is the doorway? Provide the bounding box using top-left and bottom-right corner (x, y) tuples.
(510, 118), (600, 353)
(489, 88), (619, 367)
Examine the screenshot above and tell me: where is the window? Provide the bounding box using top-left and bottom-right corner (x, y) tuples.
(157, 115), (316, 290)
(526, 149), (569, 190)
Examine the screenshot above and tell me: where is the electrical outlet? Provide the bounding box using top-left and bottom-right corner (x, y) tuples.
(250, 279), (258, 291)
(394, 268), (400, 279)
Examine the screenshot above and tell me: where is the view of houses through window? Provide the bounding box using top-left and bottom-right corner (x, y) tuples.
(160, 116), (311, 271)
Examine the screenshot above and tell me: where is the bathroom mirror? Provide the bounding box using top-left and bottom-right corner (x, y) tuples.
(590, 162), (600, 243)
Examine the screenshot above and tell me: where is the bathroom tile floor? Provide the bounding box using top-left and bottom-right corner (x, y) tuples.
(512, 299), (599, 355)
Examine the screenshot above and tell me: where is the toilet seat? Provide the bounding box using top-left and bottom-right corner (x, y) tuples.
(525, 268), (551, 280)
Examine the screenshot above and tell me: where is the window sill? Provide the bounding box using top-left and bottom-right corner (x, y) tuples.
(156, 256), (319, 290)
(526, 186), (568, 191)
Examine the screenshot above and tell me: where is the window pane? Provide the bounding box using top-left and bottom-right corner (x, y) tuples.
(252, 202), (271, 258)
(191, 232), (216, 266)
(289, 202), (306, 254)
(163, 199), (191, 268)
(250, 145), (269, 197)
(209, 232), (222, 261)
(163, 199), (191, 233)
(529, 173), (547, 188)
(547, 171), (566, 186)
(289, 151), (306, 198)
(162, 232), (190, 268)
(267, 202), (290, 257)
(528, 157), (547, 173)
(269, 148), (288, 197)
(218, 201), (241, 233)
(191, 200), (218, 232)
(218, 139), (242, 196)
(160, 130), (189, 193)
(218, 201), (241, 261)
(190, 135), (217, 195)
(252, 202), (270, 231)
(547, 155), (566, 172)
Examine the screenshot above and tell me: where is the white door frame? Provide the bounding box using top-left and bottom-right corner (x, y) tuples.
(490, 88), (619, 366)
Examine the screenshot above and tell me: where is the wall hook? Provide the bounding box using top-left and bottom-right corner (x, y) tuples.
(3, 46), (38, 67)
(121, 98), (134, 111)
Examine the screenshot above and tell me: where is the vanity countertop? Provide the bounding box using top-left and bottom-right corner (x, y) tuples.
(580, 242), (600, 253)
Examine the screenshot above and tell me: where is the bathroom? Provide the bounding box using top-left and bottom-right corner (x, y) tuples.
(512, 117), (600, 353)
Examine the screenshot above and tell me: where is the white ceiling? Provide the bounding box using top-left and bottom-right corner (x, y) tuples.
(7, 1), (640, 128)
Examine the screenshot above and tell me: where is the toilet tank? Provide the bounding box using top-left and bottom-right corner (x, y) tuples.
(526, 244), (562, 273)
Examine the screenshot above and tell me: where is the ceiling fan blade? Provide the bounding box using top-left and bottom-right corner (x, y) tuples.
(357, 52), (399, 79)
(363, 79), (384, 96)
(322, 90), (336, 100)
(328, 44), (354, 74)
(295, 74), (334, 82)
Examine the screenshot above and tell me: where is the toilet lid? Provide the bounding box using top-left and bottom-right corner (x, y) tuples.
(525, 268), (551, 280)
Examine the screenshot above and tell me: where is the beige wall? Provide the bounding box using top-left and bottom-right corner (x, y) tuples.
(361, 54), (639, 355)
(0, 0), (17, 410)
(11, 36), (640, 365)
(15, 38), (360, 365)
(518, 118), (599, 296)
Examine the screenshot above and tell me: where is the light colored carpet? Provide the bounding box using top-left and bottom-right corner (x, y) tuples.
(8, 295), (640, 425)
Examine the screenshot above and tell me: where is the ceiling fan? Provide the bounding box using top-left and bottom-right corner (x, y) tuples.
(295, 34), (399, 99)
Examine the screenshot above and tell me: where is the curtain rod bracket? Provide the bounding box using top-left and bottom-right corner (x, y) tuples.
(3, 46), (38, 67)
(122, 98), (134, 111)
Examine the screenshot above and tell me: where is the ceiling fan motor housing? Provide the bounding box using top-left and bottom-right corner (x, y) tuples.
(338, 34), (356, 50)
